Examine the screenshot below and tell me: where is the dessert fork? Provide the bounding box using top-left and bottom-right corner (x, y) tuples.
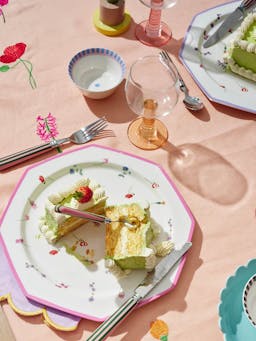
(55, 205), (138, 229)
(0, 117), (107, 170)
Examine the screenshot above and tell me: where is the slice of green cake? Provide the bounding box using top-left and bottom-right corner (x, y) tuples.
(105, 201), (157, 270)
(225, 12), (256, 81)
(39, 177), (107, 243)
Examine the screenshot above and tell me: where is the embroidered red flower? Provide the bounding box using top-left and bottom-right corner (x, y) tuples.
(0, 43), (26, 63)
(0, 42), (36, 89)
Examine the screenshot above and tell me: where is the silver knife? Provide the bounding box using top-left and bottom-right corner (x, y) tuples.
(86, 242), (192, 341)
(203, 0), (256, 48)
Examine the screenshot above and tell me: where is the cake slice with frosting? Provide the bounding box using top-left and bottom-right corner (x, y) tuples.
(225, 12), (256, 81)
(39, 177), (107, 243)
(105, 201), (173, 272)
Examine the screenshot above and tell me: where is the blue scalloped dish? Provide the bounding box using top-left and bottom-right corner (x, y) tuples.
(219, 259), (256, 340)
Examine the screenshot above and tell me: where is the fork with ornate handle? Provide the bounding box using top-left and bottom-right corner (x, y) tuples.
(0, 117), (107, 170)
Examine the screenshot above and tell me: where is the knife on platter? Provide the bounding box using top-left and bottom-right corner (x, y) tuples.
(203, 0), (256, 48)
(86, 241), (192, 341)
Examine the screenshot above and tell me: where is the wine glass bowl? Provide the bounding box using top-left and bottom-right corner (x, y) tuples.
(136, 0), (178, 47)
(125, 55), (179, 150)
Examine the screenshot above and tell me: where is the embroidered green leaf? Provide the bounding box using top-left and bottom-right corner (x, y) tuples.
(160, 336), (168, 341)
(0, 65), (10, 72)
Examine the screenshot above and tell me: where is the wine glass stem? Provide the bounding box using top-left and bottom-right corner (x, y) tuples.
(139, 118), (157, 141)
(145, 0), (163, 38)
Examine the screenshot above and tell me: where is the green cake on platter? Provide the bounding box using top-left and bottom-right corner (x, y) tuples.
(225, 12), (256, 81)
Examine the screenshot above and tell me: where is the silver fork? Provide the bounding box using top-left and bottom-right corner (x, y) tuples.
(0, 117), (107, 170)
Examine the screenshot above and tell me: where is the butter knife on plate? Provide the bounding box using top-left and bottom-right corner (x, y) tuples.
(203, 0), (256, 48)
(86, 242), (192, 341)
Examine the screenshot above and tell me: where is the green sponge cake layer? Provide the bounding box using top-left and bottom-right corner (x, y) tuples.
(231, 47), (256, 73)
(105, 202), (157, 270)
(225, 12), (256, 81)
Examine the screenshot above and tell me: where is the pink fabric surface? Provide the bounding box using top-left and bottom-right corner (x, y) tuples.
(0, 0), (256, 340)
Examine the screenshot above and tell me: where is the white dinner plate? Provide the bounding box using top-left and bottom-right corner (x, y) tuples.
(179, 0), (256, 114)
(0, 145), (194, 321)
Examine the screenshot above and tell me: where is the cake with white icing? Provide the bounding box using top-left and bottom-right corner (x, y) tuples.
(39, 177), (107, 243)
(225, 12), (256, 81)
(104, 201), (174, 272)
(39, 180), (174, 272)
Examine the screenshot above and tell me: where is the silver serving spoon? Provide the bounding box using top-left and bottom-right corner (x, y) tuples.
(160, 50), (204, 111)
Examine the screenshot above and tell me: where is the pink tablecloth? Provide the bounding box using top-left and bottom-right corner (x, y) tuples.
(0, 0), (256, 340)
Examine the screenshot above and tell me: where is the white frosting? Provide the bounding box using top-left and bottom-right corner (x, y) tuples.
(154, 240), (174, 257)
(247, 42), (255, 53)
(144, 248), (157, 270)
(39, 218), (56, 243)
(105, 259), (131, 278)
(225, 13), (256, 81)
(40, 177), (107, 243)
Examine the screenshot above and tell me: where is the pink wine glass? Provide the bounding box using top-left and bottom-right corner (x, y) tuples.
(135, 0), (177, 47)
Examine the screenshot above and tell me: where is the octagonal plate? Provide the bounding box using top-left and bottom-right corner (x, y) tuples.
(179, 1), (256, 114)
(0, 144), (194, 321)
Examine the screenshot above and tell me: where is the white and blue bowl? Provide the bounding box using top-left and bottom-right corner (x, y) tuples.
(68, 48), (126, 99)
(243, 274), (256, 328)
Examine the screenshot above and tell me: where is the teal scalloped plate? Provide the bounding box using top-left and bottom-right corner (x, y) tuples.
(219, 259), (256, 340)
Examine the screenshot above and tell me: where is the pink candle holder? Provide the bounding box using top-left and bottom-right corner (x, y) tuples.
(135, 0), (177, 47)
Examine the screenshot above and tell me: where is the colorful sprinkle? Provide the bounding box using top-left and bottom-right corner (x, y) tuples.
(39, 175), (46, 184)
(28, 198), (37, 208)
(125, 193), (134, 199)
(55, 282), (68, 288)
(49, 250), (58, 255)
